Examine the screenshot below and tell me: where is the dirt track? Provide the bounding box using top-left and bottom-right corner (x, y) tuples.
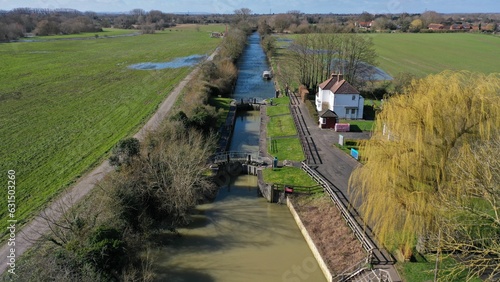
(0, 50), (217, 275)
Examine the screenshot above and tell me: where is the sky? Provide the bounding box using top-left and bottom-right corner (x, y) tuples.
(0, 0), (498, 14)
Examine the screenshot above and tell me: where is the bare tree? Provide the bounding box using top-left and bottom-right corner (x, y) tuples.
(109, 124), (217, 233)
(234, 7), (252, 23)
(287, 33), (376, 90)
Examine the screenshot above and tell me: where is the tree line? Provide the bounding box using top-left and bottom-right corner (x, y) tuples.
(0, 8), (234, 41)
(262, 10), (500, 34)
(2, 7), (499, 42)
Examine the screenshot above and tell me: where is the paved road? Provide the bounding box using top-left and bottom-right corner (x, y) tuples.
(0, 50), (218, 276)
(288, 93), (403, 281)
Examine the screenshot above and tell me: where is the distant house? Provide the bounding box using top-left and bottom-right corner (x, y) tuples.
(356, 21), (374, 29)
(315, 73), (364, 120)
(428, 23), (444, 30)
(450, 23), (472, 30)
(462, 23), (473, 30)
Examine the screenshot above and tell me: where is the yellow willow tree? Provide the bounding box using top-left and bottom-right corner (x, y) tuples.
(435, 133), (500, 281)
(349, 71), (500, 258)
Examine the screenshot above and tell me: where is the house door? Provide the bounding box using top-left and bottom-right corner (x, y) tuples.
(345, 108), (356, 119)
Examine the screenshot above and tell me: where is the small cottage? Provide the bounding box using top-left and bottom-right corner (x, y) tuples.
(315, 73), (364, 120)
(319, 109), (338, 129)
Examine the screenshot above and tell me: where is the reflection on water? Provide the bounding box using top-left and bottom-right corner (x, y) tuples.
(154, 176), (326, 282)
(230, 111), (260, 152)
(128, 54), (206, 70)
(233, 33), (277, 101)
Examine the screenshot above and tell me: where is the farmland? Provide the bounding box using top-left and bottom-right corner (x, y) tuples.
(273, 32), (500, 83)
(0, 25), (223, 235)
(370, 33), (500, 77)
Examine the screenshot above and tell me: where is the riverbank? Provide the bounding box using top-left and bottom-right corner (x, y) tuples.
(290, 195), (366, 276)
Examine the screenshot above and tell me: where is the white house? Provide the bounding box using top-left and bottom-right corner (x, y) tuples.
(315, 73), (364, 119)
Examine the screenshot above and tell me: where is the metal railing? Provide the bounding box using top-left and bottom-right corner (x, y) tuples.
(289, 96), (311, 164)
(301, 162), (376, 254)
(212, 151), (267, 164)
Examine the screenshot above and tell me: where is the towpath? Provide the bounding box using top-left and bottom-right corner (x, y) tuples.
(0, 49), (218, 275)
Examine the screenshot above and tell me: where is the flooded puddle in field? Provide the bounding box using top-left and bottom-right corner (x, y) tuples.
(128, 54), (206, 70)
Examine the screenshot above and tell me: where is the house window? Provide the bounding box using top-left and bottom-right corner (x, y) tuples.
(351, 109), (356, 115)
(352, 95), (356, 100)
(345, 109), (350, 116)
(321, 118), (326, 124)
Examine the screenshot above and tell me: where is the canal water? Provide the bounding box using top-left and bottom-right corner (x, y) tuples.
(153, 33), (326, 282)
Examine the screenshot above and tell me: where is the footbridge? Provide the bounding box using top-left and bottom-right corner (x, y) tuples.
(212, 151), (271, 165)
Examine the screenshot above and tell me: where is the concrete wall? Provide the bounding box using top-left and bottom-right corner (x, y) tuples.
(257, 170), (272, 202)
(287, 197), (333, 282)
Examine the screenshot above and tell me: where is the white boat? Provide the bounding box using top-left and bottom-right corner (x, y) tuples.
(262, 70), (272, 80)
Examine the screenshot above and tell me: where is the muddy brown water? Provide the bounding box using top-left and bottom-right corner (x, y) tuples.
(153, 32), (326, 282)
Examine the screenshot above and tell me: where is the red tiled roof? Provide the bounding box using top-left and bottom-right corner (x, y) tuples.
(428, 23), (444, 30)
(319, 74), (359, 94)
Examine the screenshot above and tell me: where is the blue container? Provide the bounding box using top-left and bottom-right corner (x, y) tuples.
(273, 156), (278, 168)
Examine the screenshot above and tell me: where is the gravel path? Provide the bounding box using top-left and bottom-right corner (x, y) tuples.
(0, 49), (217, 275)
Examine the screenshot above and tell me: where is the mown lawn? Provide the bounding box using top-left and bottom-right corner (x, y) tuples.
(267, 115), (297, 137)
(266, 97), (291, 116)
(268, 137), (304, 161)
(262, 166), (317, 188)
(0, 24), (224, 236)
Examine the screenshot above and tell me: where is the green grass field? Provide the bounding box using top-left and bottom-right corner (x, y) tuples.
(0, 25), (224, 236)
(273, 33), (499, 81)
(23, 28), (138, 40)
(369, 33), (500, 77)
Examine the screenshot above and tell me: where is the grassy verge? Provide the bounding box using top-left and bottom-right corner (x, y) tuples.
(0, 25), (223, 236)
(339, 119), (375, 132)
(335, 139), (360, 155)
(267, 115), (297, 137)
(262, 166), (319, 191)
(268, 137), (304, 161)
(266, 96), (291, 116)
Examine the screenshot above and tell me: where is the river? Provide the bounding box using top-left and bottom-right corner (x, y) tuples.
(153, 33), (326, 282)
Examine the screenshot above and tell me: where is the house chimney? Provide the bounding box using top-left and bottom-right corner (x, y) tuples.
(331, 73), (344, 82)
(335, 73), (343, 82)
